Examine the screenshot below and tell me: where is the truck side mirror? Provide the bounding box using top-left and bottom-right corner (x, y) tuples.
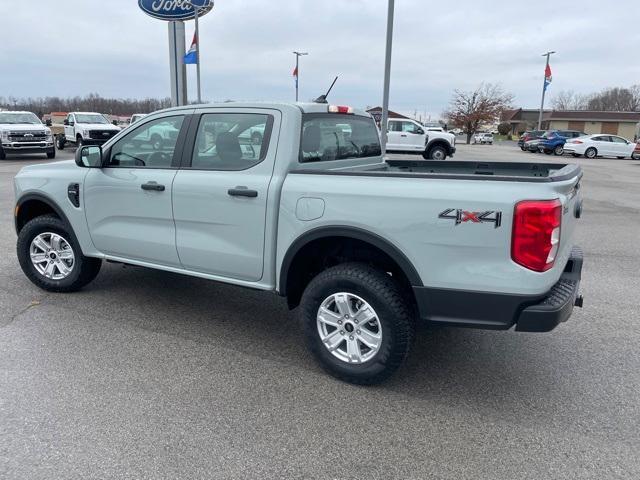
(112, 120), (118, 126)
(45, 119), (52, 126)
(75, 145), (103, 168)
(415, 128), (424, 135)
(64, 119), (69, 126)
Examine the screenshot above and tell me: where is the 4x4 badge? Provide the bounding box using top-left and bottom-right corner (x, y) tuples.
(438, 209), (502, 228)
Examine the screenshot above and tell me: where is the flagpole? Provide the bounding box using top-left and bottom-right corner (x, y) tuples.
(194, 4), (201, 103)
(293, 51), (307, 102)
(537, 50), (555, 130)
(381, 0), (395, 155)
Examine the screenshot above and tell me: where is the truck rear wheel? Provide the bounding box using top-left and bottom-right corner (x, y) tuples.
(17, 215), (102, 293)
(300, 262), (415, 385)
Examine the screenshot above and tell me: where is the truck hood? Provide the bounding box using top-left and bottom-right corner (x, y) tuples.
(17, 159), (76, 174)
(0, 123), (50, 133)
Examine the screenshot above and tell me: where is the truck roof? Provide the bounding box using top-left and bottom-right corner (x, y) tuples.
(70, 112), (104, 115)
(153, 102), (371, 118)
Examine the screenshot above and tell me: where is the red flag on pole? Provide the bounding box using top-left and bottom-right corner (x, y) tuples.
(292, 66), (298, 77)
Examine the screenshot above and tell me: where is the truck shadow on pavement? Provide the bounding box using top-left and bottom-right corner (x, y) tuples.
(48, 262), (576, 408)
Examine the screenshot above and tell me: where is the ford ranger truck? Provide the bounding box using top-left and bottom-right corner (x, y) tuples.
(56, 112), (121, 150)
(13, 102), (584, 384)
(0, 111), (55, 160)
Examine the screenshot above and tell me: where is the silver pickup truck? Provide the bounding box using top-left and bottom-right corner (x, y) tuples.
(13, 102), (584, 384)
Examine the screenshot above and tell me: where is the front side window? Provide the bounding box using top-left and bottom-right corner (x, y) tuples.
(190, 113), (272, 170)
(401, 121), (420, 133)
(106, 116), (184, 168)
(300, 114), (381, 162)
(610, 136), (627, 143)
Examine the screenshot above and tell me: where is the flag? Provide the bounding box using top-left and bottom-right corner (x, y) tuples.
(292, 66), (298, 87)
(544, 64), (552, 91)
(184, 33), (198, 64)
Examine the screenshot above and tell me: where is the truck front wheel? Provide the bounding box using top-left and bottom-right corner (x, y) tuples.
(17, 215), (102, 293)
(76, 135), (83, 148)
(300, 263), (415, 384)
(56, 136), (65, 150)
(424, 145), (447, 160)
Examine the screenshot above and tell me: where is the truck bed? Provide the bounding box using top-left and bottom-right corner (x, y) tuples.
(294, 160), (581, 183)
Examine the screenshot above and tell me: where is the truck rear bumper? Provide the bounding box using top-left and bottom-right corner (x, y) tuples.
(413, 246), (584, 332)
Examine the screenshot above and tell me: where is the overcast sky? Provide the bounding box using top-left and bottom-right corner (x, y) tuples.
(1, 0), (638, 119)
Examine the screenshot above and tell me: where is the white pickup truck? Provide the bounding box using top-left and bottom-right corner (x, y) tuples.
(0, 111), (55, 160)
(386, 118), (456, 160)
(13, 102), (584, 384)
(56, 112), (121, 150)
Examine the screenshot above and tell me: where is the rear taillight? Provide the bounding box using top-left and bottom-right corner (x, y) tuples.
(511, 199), (562, 272)
(573, 140), (583, 144)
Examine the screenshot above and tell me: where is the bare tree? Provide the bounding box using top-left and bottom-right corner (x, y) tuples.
(0, 93), (172, 117)
(586, 85), (640, 111)
(551, 90), (588, 110)
(444, 83), (514, 144)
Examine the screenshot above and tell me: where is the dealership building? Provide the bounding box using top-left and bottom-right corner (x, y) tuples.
(502, 108), (640, 140)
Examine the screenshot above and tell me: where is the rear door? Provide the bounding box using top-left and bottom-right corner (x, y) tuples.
(83, 112), (191, 266)
(591, 135), (612, 156)
(172, 108), (280, 281)
(386, 120), (403, 150)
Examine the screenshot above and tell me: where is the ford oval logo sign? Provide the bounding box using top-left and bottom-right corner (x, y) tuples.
(138, 0), (213, 21)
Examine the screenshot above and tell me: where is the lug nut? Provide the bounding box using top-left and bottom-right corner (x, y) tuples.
(349, 335), (354, 340)
(337, 320), (342, 325)
(340, 330), (345, 335)
(345, 314), (350, 319)
(354, 319), (359, 324)
(356, 330), (361, 335)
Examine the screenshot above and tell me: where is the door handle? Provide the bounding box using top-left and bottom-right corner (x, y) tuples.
(228, 186), (258, 198)
(400, 134), (407, 137)
(141, 181), (165, 191)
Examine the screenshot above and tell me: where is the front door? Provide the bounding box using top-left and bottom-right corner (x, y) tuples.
(591, 135), (613, 156)
(609, 135), (633, 157)
(64, 114), (75, 141)
(83, 113), (190, 266)
(172, 109), (280, 281)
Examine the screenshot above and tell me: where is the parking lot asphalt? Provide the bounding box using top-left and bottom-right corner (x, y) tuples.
(1, 144), (639, 479)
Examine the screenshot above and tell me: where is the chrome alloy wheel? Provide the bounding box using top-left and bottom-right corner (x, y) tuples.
(316, 292), (383, 364)
(29, 232), (75, 280)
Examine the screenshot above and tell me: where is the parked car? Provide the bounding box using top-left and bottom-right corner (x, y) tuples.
(518, 130), (544, 150)
(633, 142), (640, 160)
(13, 101), (584, 385)
(473, 132), (493, 144)
(450, 128), (463, 135)
(129, 113), (147, 125)
(385, 118), (456, 160)
(538, 130), (585, 155)
(0, 110), (55, 160)
(57, 112), (121, 150)
(563, 134), (638, 159)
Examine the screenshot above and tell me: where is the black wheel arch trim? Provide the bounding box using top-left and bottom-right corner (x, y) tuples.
(278, 225), (423, 295)
(14, 192), (74, 235)
(426, 139), (454, 155)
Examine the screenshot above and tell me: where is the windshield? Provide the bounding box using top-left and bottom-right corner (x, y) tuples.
(75, 114), (109, 124)
(0, 112), (41, 124)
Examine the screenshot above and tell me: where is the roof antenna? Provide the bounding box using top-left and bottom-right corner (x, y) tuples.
(314, 76), (338, 104)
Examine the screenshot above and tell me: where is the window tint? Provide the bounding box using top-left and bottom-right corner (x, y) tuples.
(300, 114), (382, 162)
(592, 136), (610, 142)
(610, 136), (627, 143)
(190, 113), (272, 171)
(107, 116), (184, 168)
(401, 121), (420, 133)
(388, 121), (403, 132)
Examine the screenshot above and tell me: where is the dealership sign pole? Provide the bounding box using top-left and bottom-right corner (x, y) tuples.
(138, 0), (214, 107)
(380, 0), (395, 155)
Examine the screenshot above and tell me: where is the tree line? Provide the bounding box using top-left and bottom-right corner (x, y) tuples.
(0, 93), (172, 117)
(552, 85), (640, 111)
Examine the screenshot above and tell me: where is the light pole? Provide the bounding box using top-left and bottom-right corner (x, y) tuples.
(293, 51), (308, 102)
(184, 0), (213, 104)
(380, 0), (395, 154)
(537, 50), (555, 130)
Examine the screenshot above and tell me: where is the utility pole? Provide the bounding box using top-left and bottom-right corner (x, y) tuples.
(537, 50), (555, 130)
(380, 0), (395, 154)
(293, 51), (308, 102)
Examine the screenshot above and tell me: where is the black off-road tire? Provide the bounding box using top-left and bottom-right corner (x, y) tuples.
(56, 136), (65, 150)
(46, 149), (56, 159)
(0, 148), (5, 160)
(300, 262), (415, 385)
(76, 135), (83, 148)
(17, 215), (102, 293)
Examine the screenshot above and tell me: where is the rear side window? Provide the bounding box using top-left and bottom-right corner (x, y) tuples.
(300, 114), (381, 163)
(190, 113), (273, 171)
